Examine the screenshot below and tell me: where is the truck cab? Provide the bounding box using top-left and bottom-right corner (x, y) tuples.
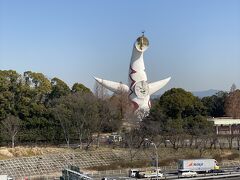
(129, 169), (139, 177)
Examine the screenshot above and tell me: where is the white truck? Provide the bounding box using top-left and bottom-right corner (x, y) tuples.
(137, 169), (163, 178)
(178, 159), (219, 173)
(0, 175), (12, 180)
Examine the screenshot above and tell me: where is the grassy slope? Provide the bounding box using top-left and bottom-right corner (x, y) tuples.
(0, 146), (239, 170)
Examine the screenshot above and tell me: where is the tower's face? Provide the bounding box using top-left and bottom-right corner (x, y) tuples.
(135, 36), (149, 52)
(134, 81), (149, 98)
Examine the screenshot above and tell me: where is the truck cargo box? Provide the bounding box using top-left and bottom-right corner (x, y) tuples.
(178, 159), (218, 172)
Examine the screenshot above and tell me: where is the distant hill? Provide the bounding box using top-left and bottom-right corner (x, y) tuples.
(191, 89), (220, 98)
(151, 89), (221, 100)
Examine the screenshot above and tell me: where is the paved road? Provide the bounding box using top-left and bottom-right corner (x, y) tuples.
(98, 172), (240, 180)
(94, 167), (240, 180)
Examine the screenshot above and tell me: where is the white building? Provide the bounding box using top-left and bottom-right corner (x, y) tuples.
(208, 117), (240, 135)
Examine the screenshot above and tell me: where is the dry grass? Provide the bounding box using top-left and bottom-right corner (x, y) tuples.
(86, 147), (240, 171)
(0, 146), (71, 159)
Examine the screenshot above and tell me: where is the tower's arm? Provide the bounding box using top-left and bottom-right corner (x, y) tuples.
(148, 77), (171, 95)
(94, 77), (129, 94)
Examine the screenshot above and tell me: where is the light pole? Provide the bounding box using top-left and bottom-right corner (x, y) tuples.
(144, 139), (159, 180)
(151, 142), (159, 180)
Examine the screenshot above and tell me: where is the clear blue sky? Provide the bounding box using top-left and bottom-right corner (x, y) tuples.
(0, 0), (239, 93)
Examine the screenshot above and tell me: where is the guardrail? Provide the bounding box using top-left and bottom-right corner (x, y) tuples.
(87, 169), (129, 178)
(86, 165), (240, 179)
(180, 172), (240, 180)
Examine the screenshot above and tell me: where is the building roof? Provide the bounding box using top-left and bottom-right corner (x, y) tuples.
(208, 117), (240, 125)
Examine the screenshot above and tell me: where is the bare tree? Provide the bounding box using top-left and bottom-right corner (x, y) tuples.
(195, 136), (209, 157)
(123, 128), (145, 162)
(52, 92), (99, 149)
(111, 92), (131, 120)
(52, 102), (72, 148)
(2, 115), (21, 148)
(209, 134), (219, 149)
(236, 133), (240, 150)
(77, 94), (98, 150)
(225, 85), (240, 118)
(94, 81), (108, 100)
(94, 82), (111, 147)
(226, 134), (235, 149)
(71, 94), (87, 149)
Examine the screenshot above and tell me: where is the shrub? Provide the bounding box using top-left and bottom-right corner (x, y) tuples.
(227, 153), (239, 160)
(158, 158), (178, 166)
(213, 154), (223, 162)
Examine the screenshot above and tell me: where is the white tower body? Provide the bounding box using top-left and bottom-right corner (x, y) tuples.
(128, 36), (149, 112)
(94, 34), (171, 114)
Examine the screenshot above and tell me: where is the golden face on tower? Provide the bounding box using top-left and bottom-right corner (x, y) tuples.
(135, 36), (149, 52)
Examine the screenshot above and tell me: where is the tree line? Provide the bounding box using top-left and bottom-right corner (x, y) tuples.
(126, 84), (240, 157)
(0, 70), (121, 148)
(0, 70), (239, 149)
